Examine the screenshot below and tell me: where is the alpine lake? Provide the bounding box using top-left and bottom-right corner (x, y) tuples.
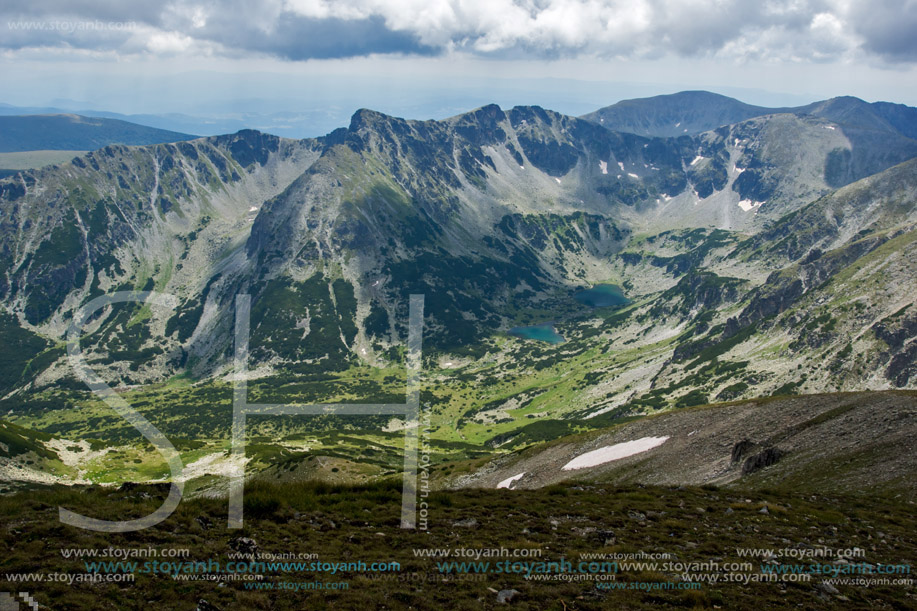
(509, 284), (630, 344)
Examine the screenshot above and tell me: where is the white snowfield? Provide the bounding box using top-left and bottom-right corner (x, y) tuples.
(738, 199), (763, 212)
(561, 436), (670, 471)
(497, 472), (526, 489)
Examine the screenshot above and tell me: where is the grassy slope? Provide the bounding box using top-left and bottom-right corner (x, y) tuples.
(0, 481), (913, 609)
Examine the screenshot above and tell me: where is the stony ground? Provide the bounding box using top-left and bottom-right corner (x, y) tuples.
(456, 391), (917, 497)
(1, 481), (914, 610)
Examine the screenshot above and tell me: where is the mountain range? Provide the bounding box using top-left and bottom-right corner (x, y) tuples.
(0, 90), (915, 493)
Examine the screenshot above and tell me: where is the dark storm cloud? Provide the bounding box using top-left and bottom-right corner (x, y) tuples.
(1, 1), (434, 59)
(850, 0), (917, 62)
(191, 13), (437, 60)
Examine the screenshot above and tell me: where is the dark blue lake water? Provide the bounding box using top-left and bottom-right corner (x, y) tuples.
(508, 324), (565, 344)
(574, 284), (629, 308)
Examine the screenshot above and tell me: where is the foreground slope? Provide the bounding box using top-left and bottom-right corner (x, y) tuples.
(1, 475), (914, 609)
(453, 391), (917, 497)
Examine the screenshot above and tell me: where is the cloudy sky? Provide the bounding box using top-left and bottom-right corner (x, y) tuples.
(2, 0), (917, 136)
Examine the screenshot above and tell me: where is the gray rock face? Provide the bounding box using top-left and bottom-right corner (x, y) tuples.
(742, 448), (785, 475)
(816, 581), (840, 596)
(229, 536), (259, 557)
(731, 440), (757, 463)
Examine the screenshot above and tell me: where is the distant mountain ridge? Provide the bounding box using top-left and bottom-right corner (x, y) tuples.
(0, 103), (263, 139)
(582, 90), (917, 142)
(796, 96), (917, 139)
(0, 114), (197, 152)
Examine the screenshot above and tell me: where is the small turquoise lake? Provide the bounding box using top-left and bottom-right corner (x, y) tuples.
(574, 284), (629, 308)
(509, 324), (564, 344)
(509, 285), (628, 344)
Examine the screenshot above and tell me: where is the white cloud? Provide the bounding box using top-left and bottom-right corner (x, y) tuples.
(275, 0), (864, 60)
(0, 0), (913, 64)
(283, 0), (372, 20)
(144, 31), (192, 54)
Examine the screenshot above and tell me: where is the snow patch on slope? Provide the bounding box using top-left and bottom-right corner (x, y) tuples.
(562, 437), (670, 471)
(738, 199), (763, 212)
(497, 472), (526, 489)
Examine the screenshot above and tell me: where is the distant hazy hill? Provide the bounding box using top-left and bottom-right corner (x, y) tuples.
(0, 114), (196, 152)
(580, 90), (791, 137)
(796, 96), (917, 138)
